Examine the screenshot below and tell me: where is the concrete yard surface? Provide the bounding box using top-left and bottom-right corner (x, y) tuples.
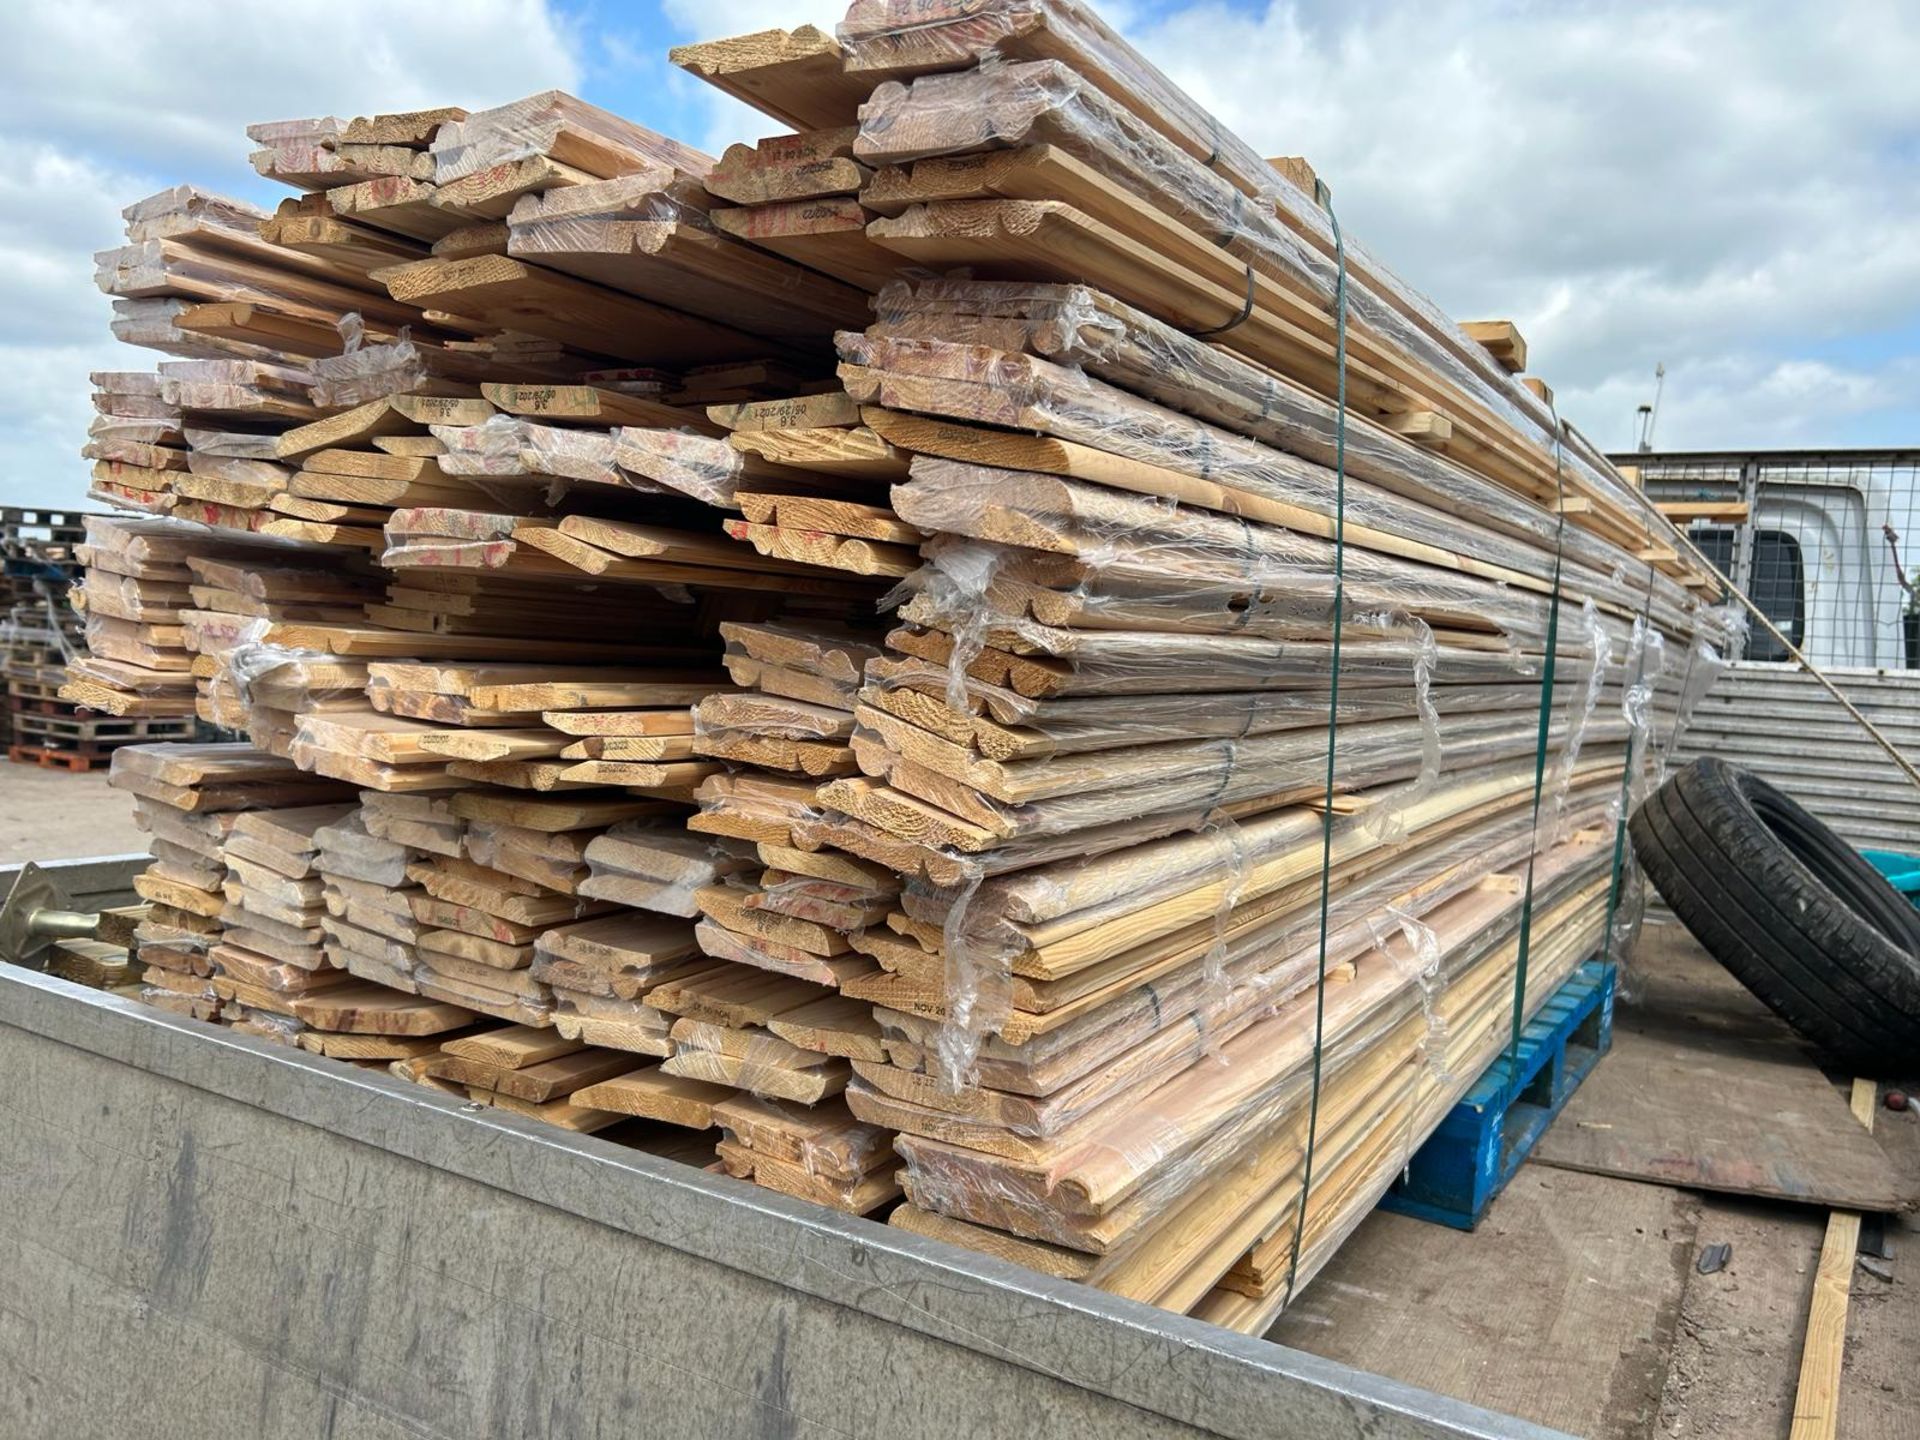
(0, 760), (146, 865)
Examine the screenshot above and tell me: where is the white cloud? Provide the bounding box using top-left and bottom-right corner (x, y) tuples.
(0, 0), (582, 511)
(1, 0), (581, 174)
(0, 341), (129, 513)
(0, 146), (140, 350)
(0, 143), (159, 510)
(1125, 0), (1920, 452)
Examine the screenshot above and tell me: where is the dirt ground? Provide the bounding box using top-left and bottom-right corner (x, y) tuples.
(1272, 918), (1919, 1439)
(0, 761), (147, 864)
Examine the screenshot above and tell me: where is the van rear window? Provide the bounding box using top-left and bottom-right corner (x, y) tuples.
(1691, 528), (1805, 661)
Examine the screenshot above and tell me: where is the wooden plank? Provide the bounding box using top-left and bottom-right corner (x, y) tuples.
(573, 1066), (734, 1129)
(1657, 501), (1752, 522)
(290, 980), (476, 1035)
(1532, 948), (1903, 1210)
(506, 196), (868, 339)
(480, 381), (719, 433)
(380, 254), (797, 366)
(1788, 1076), (1880, 1440)
(707, 128), (871, 207)
(668, 27), (873, 132)
(1461, 320), (1528, 374)
(710, 198), (902, 291)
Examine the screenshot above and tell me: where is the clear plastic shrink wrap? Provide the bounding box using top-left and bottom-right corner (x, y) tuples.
(838, 0), (1678, 558)
(60, 0), (1743, 1325)
(430, 91), (713, 186)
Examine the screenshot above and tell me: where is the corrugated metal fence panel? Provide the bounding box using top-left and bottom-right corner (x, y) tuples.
(1669, 661), (1920, 851)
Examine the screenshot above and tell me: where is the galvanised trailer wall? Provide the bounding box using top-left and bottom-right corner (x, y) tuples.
(1667, 661), (1920, 852)
(0, 859), (1561, 1440)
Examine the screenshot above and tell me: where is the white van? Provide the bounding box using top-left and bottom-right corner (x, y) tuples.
(1621, 448), (1920, 669)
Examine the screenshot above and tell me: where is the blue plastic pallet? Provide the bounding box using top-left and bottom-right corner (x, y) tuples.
(1378, 958), (1616, 1231)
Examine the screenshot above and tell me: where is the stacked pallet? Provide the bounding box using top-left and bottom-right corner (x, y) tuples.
(75, 0), (1734, 1324)
(3, 506), (173, 767)
(1, 508), (87, 642)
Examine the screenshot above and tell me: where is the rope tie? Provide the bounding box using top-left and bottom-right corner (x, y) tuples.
(1227, 513), (1260, 632)
(1190, 266), (1258, 339)
(1282, 175), (1347, 1309)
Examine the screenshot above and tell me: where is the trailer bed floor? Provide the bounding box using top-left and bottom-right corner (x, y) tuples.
(1271, 922), (1920, 1439)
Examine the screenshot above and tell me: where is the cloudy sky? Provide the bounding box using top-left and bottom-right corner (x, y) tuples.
(6, 0), (1917, 511)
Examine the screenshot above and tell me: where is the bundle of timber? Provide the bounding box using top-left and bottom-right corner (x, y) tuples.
(106, 743), (356, 1020)
(316, 804), (427, 993)
(75, 0), (1736, 1327)
(688, 0), (1728, 1317)
(1, 509), (88, 647)
(213, 802), (359, 1037)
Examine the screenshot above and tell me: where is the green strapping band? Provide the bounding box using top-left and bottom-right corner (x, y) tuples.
(1282, 178), (1346, 1308)
(1502, 412), (1569, 1089)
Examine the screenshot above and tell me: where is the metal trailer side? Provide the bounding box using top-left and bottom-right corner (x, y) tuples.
(1668, 661), (1920, 852)
(0, 856), (1564, 1440)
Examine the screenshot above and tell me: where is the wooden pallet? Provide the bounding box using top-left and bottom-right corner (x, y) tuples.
(8, 692), (73, 714)
(0, 507), (88, 556)
(1378, 960), (1617, 1230)
(0, 505), (88, 528)
(8, 742), (114, 773)
(10, 709), (193, 743)
(0, 660), (70, 695)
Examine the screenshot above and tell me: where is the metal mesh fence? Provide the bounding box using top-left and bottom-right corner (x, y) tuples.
(1617, 449), (1920, 669)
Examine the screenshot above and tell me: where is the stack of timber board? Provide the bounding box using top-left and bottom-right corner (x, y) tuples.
(105, 744), (358, 1023)
(72, 0), (1737, 1327)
